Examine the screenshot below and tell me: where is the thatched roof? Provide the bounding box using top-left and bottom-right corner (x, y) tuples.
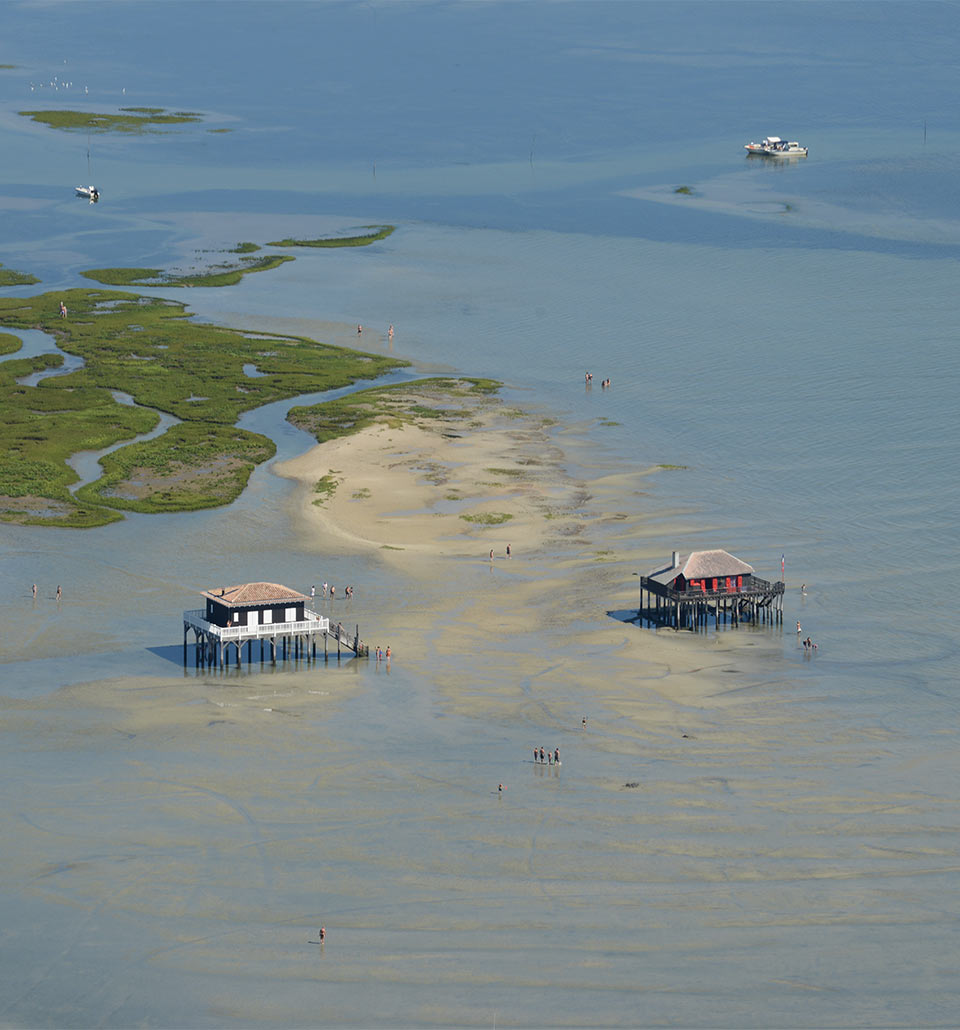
(201, 582), (309, 606)
(647, 550), (755, 585)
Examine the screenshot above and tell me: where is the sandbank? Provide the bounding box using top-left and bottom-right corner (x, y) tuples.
(274, 382), (784, 727)
(276, 383), (591, 564)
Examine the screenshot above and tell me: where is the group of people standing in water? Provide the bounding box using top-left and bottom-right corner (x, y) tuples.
(533, 746), (560, 765)
(311, 582), (353, 601)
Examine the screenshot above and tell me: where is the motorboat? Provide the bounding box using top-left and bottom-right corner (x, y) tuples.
(763, 137), (807, 157)
(75, 185), (99, 201)
(744, 136), (808, 157)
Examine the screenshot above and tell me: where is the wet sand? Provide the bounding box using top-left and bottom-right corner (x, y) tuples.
(2, 399), (957, 1027)
(2, 627), (952, 1027)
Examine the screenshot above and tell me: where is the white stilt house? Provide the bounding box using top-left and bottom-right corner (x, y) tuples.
(182, 581), (360, 667)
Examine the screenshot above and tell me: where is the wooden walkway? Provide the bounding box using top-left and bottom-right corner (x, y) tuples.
(182, 609), (368, 668)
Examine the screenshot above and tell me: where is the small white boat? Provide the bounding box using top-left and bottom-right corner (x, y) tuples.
(75, 185), (99, 201)
(744, 136), (808, 158)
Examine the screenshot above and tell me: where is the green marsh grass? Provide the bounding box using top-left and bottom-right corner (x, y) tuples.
(312, 473), (341, 506)
(0, 288), (403, 525)
(81, 253), (294, 288)
(0, 332), (21, 355)
(268, 226), (395, 248)
(75, 424), (275, 513)
(459, 512), (513, 526)
(0, 265), (40, 287)
(19, 108), (204, 133)
(287, 377), (500, 446)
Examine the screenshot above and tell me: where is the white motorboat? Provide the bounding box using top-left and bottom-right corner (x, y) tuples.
(744, 136), (808, 157)
(75, 185), (99, 201)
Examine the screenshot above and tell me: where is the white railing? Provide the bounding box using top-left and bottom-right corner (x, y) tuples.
(183, 609), (330, 641)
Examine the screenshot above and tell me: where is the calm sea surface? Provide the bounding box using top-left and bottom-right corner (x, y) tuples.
(2, 3), (959, 1026)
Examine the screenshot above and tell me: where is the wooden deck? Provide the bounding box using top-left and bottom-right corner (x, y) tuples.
(183, 608), (367, 667)
(638, 575), (785, 630)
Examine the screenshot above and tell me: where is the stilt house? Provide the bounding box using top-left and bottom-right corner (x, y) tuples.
(639, 550), (784, 629)
(183, 581), (363, 667)
(202, 582), (308, 629)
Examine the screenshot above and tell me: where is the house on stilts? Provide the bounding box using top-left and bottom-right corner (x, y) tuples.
(639, 550), (784, 630)
(183, 582), (365, 668)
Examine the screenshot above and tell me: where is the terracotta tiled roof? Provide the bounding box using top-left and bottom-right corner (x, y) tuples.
(201, 582), (309, 606)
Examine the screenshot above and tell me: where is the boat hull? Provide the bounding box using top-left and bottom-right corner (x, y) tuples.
(743, 137), (807, 158)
